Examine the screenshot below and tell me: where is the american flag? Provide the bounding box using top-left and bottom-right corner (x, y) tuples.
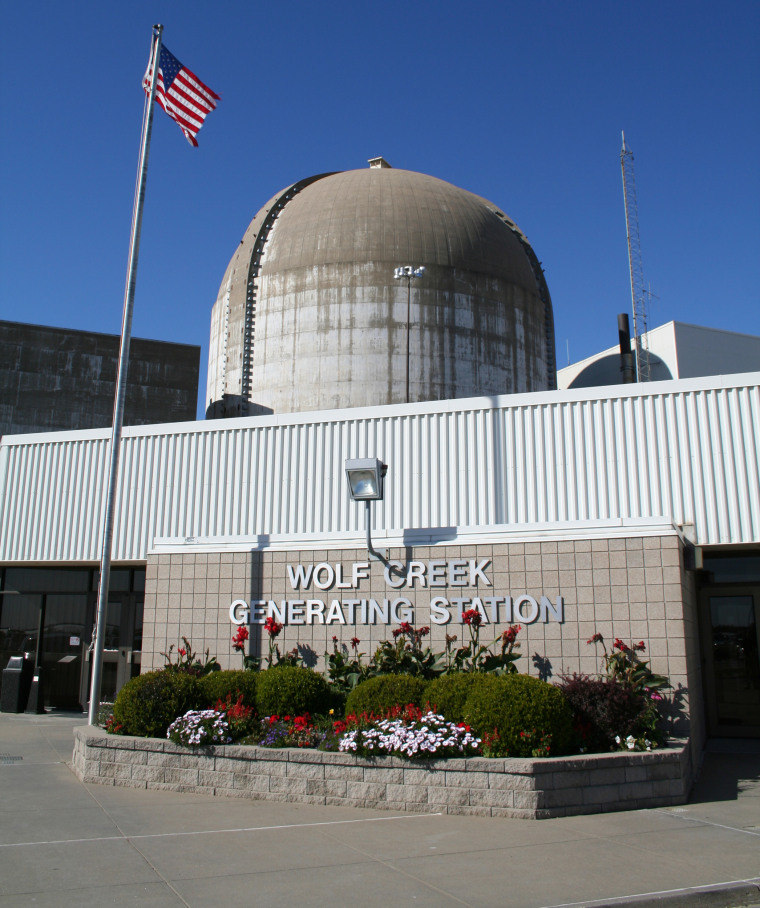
(143, 45), (219, 146)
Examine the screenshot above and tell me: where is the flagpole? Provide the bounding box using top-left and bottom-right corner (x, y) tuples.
(88, 24), (163, 725)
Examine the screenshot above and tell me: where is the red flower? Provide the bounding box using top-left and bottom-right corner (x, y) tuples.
(635, 641), (646, 652)
(416, 626), (430, 638)
(350, 637), (360, 649)
(232, 626), (249, 652)
(462, 608), (482, 627)
(216, 693), (252, 722)
(587, 633), (604, 645)
(502, 624), (521, 645)
(264, 616), (283, 638)
(177, 648), (186, 657)
(613, 638), (630, 652)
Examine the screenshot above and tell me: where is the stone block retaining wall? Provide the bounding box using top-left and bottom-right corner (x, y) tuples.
(73, 727), (691, 820)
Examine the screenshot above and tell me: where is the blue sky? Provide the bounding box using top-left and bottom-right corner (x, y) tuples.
(1, 1), (758, 416)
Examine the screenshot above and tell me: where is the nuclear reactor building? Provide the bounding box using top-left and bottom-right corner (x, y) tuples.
(206, 159), (556, 417)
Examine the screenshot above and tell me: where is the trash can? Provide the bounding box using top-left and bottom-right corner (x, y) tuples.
(1, 656), (34, 713)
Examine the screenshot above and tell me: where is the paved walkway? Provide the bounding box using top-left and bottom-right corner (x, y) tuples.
(0, 711), (758, 908)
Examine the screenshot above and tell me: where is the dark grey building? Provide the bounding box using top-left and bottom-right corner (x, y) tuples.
(0, 321), (200, 435)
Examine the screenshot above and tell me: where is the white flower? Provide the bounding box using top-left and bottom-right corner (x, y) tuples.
(167, 708), (231, 747)
(337, 710), (480, 759)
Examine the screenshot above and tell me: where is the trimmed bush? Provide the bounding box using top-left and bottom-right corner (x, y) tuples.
(345, 675), (429, 717)
(255, 665), (332, 717)
(112, 670), (201, 738)
(558, 674), (654, 752)
(425, 673), (491, 723)
(464, 674), (574, 757)
(198, 670), (258, 710)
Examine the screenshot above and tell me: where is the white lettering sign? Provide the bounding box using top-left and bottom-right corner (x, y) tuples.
(230, 560), (563, 627)
(230, 594), (563, 627)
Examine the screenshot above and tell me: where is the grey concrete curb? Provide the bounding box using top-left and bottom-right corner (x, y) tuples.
(571, 880), (760, 907)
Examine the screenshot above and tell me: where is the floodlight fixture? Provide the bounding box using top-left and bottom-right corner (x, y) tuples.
(394, 265), (425, 280)
(345, 458), (388, 561)
(345, 458), (386, 501)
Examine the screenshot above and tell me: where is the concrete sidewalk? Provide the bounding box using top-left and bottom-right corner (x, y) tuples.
(0, 712), (758, 908)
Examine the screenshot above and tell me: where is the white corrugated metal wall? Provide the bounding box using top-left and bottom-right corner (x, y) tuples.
(1, 374), (758, 562)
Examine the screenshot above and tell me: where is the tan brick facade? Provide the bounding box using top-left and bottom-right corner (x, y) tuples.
(142, 531), (703, 750)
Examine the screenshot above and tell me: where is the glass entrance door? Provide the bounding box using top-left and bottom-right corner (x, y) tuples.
(701, 587), (760, 735)
(79, 592), (143, 707)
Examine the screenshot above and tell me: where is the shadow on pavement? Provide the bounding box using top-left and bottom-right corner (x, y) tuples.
(688, 739), (760, 805)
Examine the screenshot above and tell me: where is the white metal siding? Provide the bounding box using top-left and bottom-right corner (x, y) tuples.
(1, 374), (758, 562)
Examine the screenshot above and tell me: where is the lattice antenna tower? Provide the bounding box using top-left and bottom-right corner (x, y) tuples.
(620, 131), (651, 381)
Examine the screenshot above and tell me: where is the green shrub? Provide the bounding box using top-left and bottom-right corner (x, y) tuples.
(255, 665), (332, 717)
(464, 674), (574, 757)
(345, 675), (429, 717)
(198, 670), (258, 710)
(112, 670), (201, 738)
(426, 673), (491, 723)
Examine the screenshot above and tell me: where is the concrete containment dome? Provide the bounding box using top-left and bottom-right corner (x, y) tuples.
(206, 161), (555, 417)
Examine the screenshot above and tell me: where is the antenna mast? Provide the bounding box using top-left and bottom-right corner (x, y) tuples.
(620, 132), (651, 382)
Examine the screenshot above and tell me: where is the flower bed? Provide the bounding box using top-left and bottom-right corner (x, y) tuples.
(72, 726), (692, 820)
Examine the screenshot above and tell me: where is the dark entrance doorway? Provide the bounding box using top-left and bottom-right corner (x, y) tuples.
(0, 566), (144, 711)
(699, 552), (760, 737)
(79, 590), (143, 707)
